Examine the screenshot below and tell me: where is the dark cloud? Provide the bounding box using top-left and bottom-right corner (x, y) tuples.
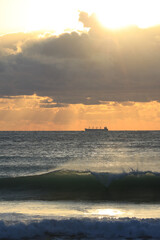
(0, 61), (5, 72)
(40, 102), (68, 108)
(0, 12), (160, 104)
(22, 32), (93, 59)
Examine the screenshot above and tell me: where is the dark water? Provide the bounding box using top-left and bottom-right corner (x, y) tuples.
(0, 131), (160, 239)
(0, 131), (160, 177)
(1, 170), (160, 202)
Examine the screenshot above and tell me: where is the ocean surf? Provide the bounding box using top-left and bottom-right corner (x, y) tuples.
(0, 170), (160, 202)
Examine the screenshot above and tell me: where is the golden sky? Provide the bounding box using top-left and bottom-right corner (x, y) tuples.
(1, 0), (160, 34)
(0, 0), (160, 130)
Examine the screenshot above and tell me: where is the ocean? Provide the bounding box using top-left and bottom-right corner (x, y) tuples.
(0, 130), (160, 239)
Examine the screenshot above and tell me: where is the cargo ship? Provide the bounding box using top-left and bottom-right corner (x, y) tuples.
(85, 126), (108, 132)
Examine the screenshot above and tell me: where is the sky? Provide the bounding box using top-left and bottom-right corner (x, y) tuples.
(0, 0), (160, 130)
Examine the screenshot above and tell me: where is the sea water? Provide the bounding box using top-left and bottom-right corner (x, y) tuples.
(0, 131), (160, 239)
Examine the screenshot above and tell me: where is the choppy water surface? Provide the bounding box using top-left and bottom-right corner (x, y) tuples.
(0, 131), (160, 177)
(0, 131), (160, 239)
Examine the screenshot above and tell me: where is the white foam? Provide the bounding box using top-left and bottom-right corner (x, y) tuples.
(0, 217), (160, 239)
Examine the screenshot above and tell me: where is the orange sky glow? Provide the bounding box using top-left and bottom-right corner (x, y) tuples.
(0, 0), (160, 130)
(0, 95), (160, 131)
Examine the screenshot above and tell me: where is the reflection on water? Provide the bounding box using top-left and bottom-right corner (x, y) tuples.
(0, 201), (160, 222)
(93, 209), (123, 217)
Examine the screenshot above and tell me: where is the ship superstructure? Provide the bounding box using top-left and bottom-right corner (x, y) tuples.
(85, 127), (108, 132)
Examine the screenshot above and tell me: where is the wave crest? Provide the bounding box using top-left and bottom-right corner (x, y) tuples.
(0, 170), (160, 201)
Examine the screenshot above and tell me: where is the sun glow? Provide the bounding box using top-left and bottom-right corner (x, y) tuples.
(94, 0), (160, 29)
(95, 209), (123, 216)
(23, 0), (80, 33)
(1, 0), (160, 34)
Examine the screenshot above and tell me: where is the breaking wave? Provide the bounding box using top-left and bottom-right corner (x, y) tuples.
(1, 170), (160, 202)
(0, 217), (160, 240)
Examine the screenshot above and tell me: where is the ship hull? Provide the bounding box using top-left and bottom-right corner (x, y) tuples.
(85, 129), (108, 132)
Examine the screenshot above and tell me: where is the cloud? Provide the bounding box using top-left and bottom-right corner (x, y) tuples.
(79, 11), (100, 29)
(0, 31), (51, 55)
(0, 12), (160, 104)
(0, 97), (160, 130)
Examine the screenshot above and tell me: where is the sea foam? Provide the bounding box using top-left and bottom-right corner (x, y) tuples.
(0, 218), (160, 239)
